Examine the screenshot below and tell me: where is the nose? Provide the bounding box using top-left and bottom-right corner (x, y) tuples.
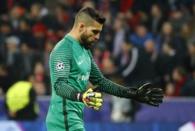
(94, 34), (100, 41)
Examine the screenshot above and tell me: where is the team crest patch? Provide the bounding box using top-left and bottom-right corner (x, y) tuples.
(56, 61), (64, 71)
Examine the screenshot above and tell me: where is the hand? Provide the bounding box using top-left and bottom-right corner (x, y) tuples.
(128, 83), (164, 106)
(78, 88), (103, 110)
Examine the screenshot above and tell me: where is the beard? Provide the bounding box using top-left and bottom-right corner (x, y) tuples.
(80, 34), (95, 49)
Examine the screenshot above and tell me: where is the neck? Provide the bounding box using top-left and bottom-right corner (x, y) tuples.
(68, 28), (81, 43)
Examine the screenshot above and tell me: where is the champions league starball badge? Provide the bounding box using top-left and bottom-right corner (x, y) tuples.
(56, 61), (65, 71)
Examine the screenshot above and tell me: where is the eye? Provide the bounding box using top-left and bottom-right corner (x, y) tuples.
(92, 30), (100, 35)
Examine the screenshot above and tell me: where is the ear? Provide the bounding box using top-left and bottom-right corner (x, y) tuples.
(79, 23), (85, 33)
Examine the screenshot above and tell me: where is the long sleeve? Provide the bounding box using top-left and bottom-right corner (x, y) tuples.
(89, 53), (135, 98)
(50, 41), (78, 101)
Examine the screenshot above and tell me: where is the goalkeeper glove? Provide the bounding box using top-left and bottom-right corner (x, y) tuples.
(77, 88), (103, 110)
(128, 83), (163, 106)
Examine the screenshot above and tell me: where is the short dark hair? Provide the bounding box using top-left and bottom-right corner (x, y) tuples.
(76, 7), (105, 24)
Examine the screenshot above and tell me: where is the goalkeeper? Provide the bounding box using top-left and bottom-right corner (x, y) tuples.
(46, 7), (163, 131)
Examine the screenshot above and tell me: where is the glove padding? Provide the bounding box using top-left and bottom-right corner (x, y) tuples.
(79, 88), (103, 110)
(128, 83), (163, 106)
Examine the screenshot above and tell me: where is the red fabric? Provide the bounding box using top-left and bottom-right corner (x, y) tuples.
(7, 0), (14, 10)
(46, 31), (59, 42)
(173, 77), (187, 96)
(94, 56), (102, 70)
(32, 22), (47, 34)
(127, 12), (142, 30)
(120, 0), (134, 13)
(95, 51), (110, 70)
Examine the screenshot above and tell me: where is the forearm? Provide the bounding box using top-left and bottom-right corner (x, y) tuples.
(54, 77), (79, 101)
(94, 77), (136, 98)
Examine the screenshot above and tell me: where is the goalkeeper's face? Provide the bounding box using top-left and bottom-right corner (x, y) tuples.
(80, 21), (103, 49)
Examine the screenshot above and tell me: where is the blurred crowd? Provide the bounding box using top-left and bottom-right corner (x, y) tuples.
(0, 0), (195, 99)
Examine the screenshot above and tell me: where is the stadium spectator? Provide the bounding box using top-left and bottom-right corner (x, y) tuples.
(155, 42), (179, 86)
(186, 41), (195, 72)
(147, 4), (166, 35)
(5, 79), (39, 120)
(112, 13), (126, 59)
(33, 61), (50, 95)
(156, 22), (174, 52)
(116, 39), (156, 87)
(4, 36), (21, 82)
(0, 20), (12, 60)
(32, 22), (47, 50)
(165, 66), (189, 97)
(180, 67), (195, 96)
(9, 5), (25, 30)
(156, 21), (187, 61)
(169, 7), (191, 34)
(129, 24), (153, 47)
(17, 43), (36, 80)
(17, 19), (34, 48)
(28, 3), (43, 26)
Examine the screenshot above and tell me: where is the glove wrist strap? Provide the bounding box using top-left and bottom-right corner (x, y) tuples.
(77, 93), (82, 102)
(127, 88), (138, 98)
